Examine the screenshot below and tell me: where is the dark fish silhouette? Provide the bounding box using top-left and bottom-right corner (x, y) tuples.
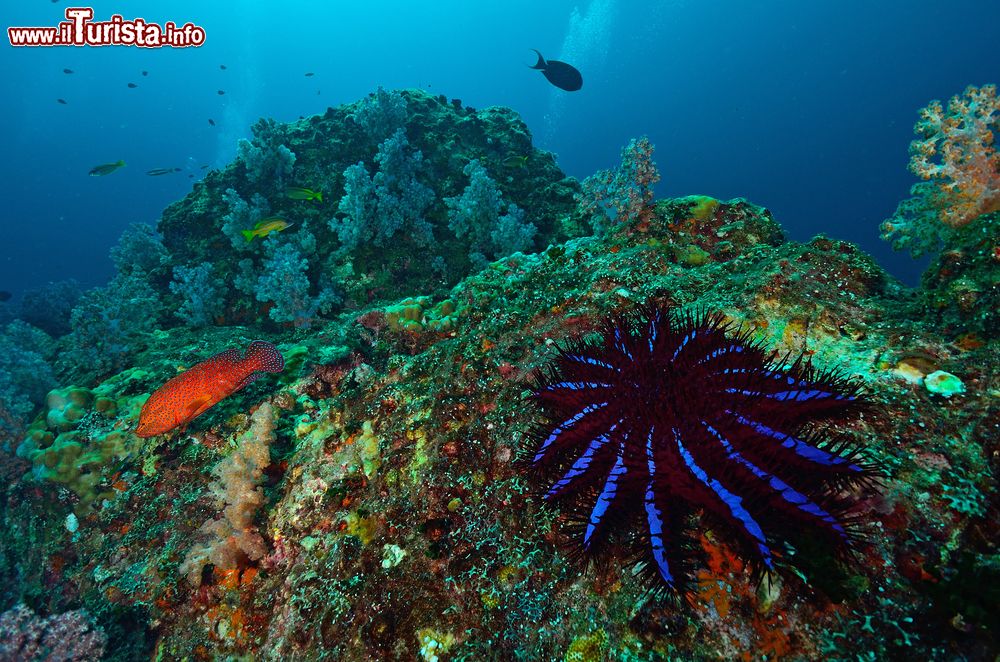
(127, 82), (137, 88)
(63, 68), (73, 74)
(57, 98), (68, 105)
(529, 49), (582, 92)
(304, 72), (314, 77)
(141, 70), (148, 76)
(208, 118), (216, 126)
(217, 90), (225, 95)
(220, 64), (227, 70)
(146, 167), (181, 176)
(0, 291), (11, 302)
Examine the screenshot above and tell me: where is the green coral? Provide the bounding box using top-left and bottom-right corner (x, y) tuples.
(16, 386), (139, 511)
(383, 297), (464, 333)
(565, 630), (609, 662)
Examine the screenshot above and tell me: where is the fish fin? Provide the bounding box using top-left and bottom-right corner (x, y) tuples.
(235, 372), (262, 391)
(245, 340), (285, 373)
(212, 348), (244, 363)
(315, 191), (323, 203)
(242, 229), (256, 242)
(529, 49), (546, 70)
(183, 394), (214, 422)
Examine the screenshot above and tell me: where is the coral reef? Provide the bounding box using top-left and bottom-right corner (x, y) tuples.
(170, 262), (227, 327)
(0, 90), (997, 661)
(350, 86), (408, 141)
(331, 128), (436, 251)
(0, 321), (57, 438)
(237, 118), (297, 189)
(157, 89), (579, 317)
(446, 159), (535, 265)
(255, 240), (340, 328)
(16, 279), (82, 337)
(63, 271), (162, 380)
(880, 85), (999, 339)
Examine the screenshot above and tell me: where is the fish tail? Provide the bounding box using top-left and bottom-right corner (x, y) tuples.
(241, 229), (256, 242)
(245, 340), (285, 374)
(529, 49), (546, 70)
(315, 191), (323, 203)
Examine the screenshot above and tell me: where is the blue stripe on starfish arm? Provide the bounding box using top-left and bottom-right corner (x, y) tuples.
(675, 428), (774, 568)
(583, 447), (627, 547)
(724, 387), (844, 401)
(543, 381), (613, 391)
(564, 354), (618, 372)
(701, 422), (847, 537)
(614, 327), (633, 359)
(532, 401), (609, 463)
(644, 427), (674, 584)
(696, 343), (746, 366)
(728, 412), (864, 472)
(544, 423), (619, 499)
(671, 329), (698, 361)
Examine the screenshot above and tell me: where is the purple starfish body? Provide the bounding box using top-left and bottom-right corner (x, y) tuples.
(528, 306), (878, 592)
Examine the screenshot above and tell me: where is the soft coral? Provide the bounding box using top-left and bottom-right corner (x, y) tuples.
(882, 84), (999, 256)
(909, 84), (1000, 228)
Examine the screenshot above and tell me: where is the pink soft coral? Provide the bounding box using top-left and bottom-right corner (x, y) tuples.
(909, 84), (1000, 228)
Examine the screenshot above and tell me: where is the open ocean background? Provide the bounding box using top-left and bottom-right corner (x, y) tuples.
(2, 0), (998, 297)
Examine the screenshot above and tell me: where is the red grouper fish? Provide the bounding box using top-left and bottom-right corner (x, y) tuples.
(135, 340), (284, 438)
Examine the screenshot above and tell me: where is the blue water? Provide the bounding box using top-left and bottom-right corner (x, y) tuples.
(2, 0), (997, 296)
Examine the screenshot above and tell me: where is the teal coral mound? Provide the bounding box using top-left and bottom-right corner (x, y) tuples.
(156, 89), (579, 329)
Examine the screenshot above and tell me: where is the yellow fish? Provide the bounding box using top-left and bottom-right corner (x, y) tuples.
(241, 218), (293, 242)
(502, 154), (529, 169)
(285, 186), (323, 202)
(89, 160), (126, 176)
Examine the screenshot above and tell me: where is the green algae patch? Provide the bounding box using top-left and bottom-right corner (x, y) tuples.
(679, 194), (720, 221)
(357, 420), (382, 479)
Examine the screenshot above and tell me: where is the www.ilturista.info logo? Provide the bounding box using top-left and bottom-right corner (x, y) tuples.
(8, 7), (206, 48)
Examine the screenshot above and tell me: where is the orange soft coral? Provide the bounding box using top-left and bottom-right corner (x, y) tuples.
(908, 84), (1000, 228)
